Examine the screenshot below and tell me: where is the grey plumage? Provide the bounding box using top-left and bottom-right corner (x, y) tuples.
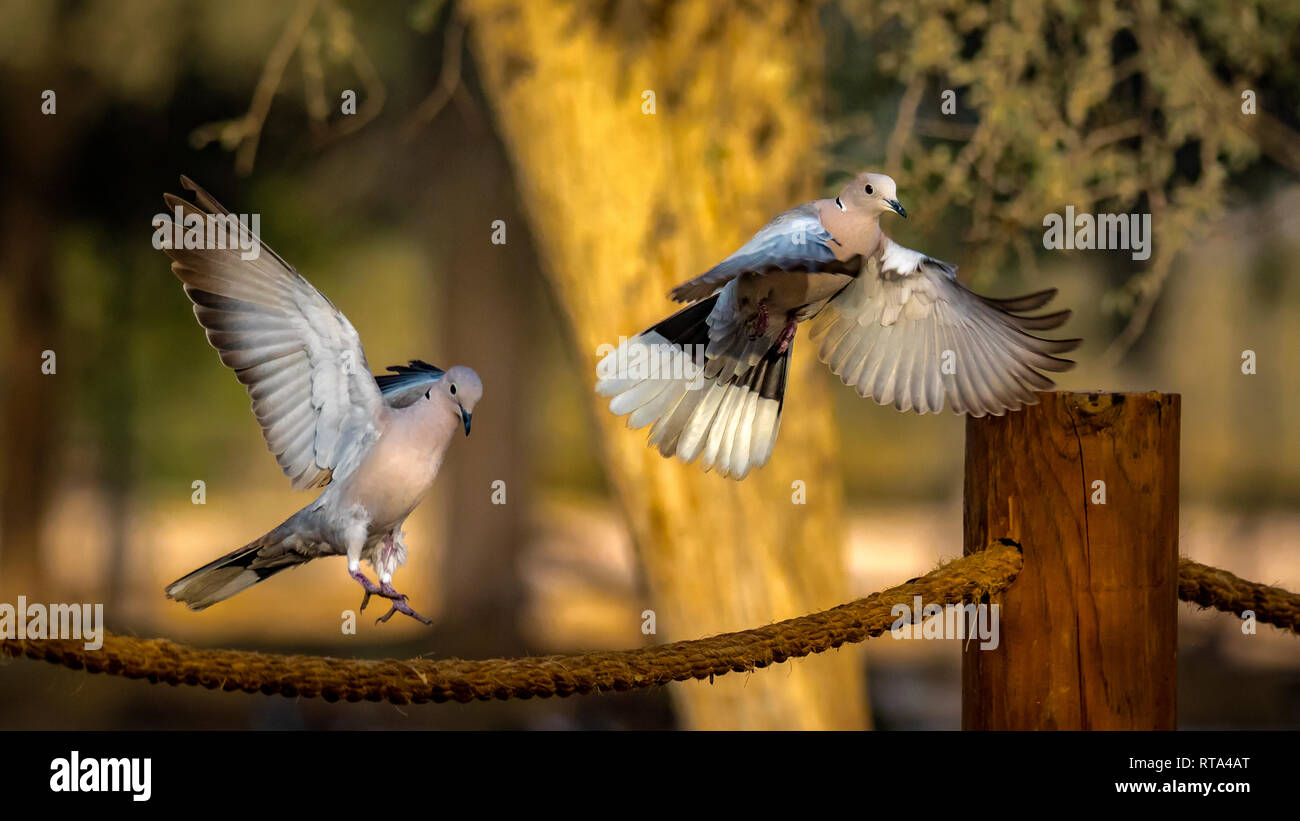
(669, 204), (863, 304)
(160, 177), (482, 622)
(163, 183), (381, 491)
(164, 509), (320, 610)
(598, 172), (1080, 480)
(809, 242), (1076, 416)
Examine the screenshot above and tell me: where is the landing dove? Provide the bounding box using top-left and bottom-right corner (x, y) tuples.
(159, 176), (481, 624)
(596, 172), (1079, 480)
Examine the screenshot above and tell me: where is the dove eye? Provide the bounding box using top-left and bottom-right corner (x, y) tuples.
(425, 389), (432, 400)
(450, 384), (457, 396)
(865, 184), (874, 195)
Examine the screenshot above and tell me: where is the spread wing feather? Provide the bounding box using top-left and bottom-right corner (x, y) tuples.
(161, 176), (384, 490)
(669, 204), (863, 303)
(809, 239), (1080, 417)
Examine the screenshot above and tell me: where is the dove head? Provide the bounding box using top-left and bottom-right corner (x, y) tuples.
(838, 172), (906, 219)
(434, 365), (482, 436)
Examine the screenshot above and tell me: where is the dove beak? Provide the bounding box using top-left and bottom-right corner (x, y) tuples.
(887, 199), (907, 218)
(460, 407), (472, 436)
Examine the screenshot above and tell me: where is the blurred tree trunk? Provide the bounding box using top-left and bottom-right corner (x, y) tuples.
(463, 0), (866, 729)
(422, 103), (536, 654)
(99, 247), (135, 604)
(0, 76), (66, 591)
(0, 193), (56, 590)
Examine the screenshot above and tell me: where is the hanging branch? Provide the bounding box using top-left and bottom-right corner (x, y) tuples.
(188, 0), (387, 175)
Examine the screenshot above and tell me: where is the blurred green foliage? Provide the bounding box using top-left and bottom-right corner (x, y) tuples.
(831, 0), (1299, 330)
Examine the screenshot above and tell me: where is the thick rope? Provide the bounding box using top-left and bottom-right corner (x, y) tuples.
(4, 546), (1294, 705)
(1, 541), (1023, 705)
(1178, 557), (1300, 635)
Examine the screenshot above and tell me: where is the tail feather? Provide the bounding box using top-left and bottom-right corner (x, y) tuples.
(597, 296), (790, 480)
(165, 525), (311, 611)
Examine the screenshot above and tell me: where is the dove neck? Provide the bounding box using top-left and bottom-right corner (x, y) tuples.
(820, 201), (883, 258)
(392, 394), (459, 441)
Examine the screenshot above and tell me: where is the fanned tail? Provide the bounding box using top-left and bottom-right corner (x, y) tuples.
(165, 513), (315, 610)
(596, 296), (789, 480)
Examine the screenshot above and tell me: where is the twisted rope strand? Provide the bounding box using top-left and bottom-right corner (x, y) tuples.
(2, 542), (1023, 705)
(1178, 557), (1300, 634)
(3, 546), (1294, 705)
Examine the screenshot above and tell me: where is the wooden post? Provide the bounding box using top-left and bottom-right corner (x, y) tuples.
(962, 392), (1179, 730)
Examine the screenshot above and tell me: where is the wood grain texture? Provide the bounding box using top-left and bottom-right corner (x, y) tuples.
(962, 392), (1180, 730)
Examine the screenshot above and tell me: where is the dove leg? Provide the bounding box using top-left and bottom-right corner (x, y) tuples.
(351, 569), (383, 611)
(369, 532), (433, 626)
(344, 516), (383, 610)
(775, 314), (799, 354)
(375, 530), (406, 585)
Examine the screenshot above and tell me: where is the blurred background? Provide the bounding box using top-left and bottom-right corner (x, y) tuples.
(0, 0), (1297, 730)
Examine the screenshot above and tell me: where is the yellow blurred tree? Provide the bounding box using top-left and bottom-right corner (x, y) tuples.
(462, 0), (867, 730)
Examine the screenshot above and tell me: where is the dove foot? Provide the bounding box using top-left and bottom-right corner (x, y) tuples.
(353, 570), (433, 624)
(373, 581), (433, 625)
(748, 299), (770, 339)
(775, 315), (798, 354)
(374, 591), (434, 626)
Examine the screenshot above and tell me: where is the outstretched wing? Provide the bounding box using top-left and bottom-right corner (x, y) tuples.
(669, 203), (864, 303)
(161, 176), (385, 490)
(809, 238), (1080, 417)
(375, 360), (445, 408)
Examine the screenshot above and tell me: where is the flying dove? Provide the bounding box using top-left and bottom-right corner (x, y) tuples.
(596, 172), (1079, 480)
(159, 176), (481, 624)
